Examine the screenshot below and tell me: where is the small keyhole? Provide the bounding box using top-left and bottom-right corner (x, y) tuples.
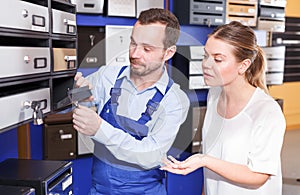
(89, 35), (95, 46)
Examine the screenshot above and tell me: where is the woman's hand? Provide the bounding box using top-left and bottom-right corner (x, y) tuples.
(161, 154), (206, 175)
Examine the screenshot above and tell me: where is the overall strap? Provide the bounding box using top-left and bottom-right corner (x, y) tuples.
(138, 78), (174, 125)
(110, 66), (127, 104)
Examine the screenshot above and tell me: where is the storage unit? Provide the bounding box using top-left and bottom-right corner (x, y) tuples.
(74, 0), (104, 14)
(173, 0), (226, 26)
(257, 0), (286, 32)
(262, 46), (286, 85)
(50, 0), (78, 112)
(0, 158), (73, 195)
(44, 112), (77, 160)
(0, 0), (52, 133)
(226, 0), (258, 27)
(44, 112), (94, 160)
(272, 17), (300, 82)
(172, 45), (209, 90)
(0, 185), (35, 195)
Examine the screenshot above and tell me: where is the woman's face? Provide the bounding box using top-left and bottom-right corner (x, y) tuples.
(202, 36), (241, 87)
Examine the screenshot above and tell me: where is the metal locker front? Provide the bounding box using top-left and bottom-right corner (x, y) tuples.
(0, 1), (49, 33)
(136, 0), (164, 18)
(0, 46), (50, 79)
(106, 0), (136, 17)
(74, 0), (104, 14)
(0, 87), (50, 131)
(52, 9), (76, 35)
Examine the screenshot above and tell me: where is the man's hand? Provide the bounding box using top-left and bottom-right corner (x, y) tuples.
(74, 72), (94, 102)
(73, 104), (102, 136)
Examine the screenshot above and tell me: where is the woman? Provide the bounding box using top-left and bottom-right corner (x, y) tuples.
(161, 21), (286, 195)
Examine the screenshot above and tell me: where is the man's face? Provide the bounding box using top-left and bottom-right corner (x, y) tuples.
(129, 21), (167, 77)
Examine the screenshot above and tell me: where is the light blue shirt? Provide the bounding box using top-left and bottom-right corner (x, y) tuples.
(87, 65), (190, 170)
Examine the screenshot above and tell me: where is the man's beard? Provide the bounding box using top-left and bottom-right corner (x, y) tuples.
(130, 58), (163, 77)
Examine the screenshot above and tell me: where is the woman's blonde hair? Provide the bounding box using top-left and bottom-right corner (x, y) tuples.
(209, 21), (268, 94)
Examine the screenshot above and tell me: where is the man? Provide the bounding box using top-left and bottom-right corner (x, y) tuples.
(73, 8), (190, 194)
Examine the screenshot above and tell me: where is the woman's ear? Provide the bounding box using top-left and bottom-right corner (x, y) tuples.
(164, 45), (177, 61)
(238, 58), (252, 74)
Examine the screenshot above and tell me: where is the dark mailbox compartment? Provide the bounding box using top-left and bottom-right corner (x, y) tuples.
(44, 112), (77, 160)
(0, 159), (73, 195)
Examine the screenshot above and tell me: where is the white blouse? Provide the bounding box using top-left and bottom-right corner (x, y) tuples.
(202, 87), (286, 195)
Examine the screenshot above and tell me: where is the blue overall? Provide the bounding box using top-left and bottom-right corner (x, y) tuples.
(90, 66), (174, 195)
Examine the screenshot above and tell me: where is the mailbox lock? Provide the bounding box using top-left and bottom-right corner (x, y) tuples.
(22, 9), (29, 18)
(24, 55), (30, 64)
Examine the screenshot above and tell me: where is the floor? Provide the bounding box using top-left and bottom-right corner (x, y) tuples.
(282, 129), (300, 194)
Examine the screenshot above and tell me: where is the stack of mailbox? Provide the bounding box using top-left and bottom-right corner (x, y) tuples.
(173, 0), (226, 26)
(226, 0), (258, 27)
(262, 46), (286, 85)
(74, 0), (164, 18)
(257, 0), (287, 85)
(257, 0), (286, 32)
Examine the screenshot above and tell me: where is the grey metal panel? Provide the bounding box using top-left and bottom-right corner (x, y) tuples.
(263, 46), (286, 59)
(192, 1), (225, 13)
(0, 47), (50, 79)
(74, 0), (104, 14)
(105, 25), (132, 66)
(0, 1), (49, 32)
(263, 46), (285, 85)
(260, 0), (286, 7)
(136, 0), (164, 18)
(190, 13), (225, 26)
(266, 72), (284, 85)
(52, 9), (76, 35)
(0, 88), (50, 130)
(107, 0), (136, 17)
(266, 60), (285, 72)
(259, 6), (285, 19)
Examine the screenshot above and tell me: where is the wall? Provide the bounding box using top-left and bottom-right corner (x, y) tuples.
(285, 0), (300, 17)
(269, 83), (300, 130)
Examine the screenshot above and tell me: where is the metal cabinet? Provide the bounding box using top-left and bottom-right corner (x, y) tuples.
(0, 0), (77, 132)
(0, 159), (73, 195)
(173, 0), (226, 26)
